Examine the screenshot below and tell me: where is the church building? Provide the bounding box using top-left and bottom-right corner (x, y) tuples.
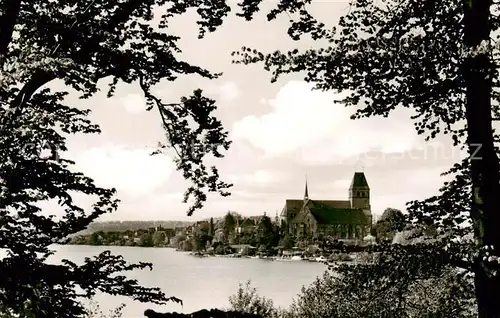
(280, 172), (373, 243)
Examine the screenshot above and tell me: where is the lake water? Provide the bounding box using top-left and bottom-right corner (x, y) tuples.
(45, 245), (328, 317)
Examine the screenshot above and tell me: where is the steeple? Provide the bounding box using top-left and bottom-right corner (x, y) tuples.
(349, 171), (370, 210)
(349, 171), (369, 190)
(304, 175), (309, 200)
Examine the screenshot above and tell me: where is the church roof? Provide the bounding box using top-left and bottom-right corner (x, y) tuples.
(350, 172), (369, 189)
(315, 200), (351, 209)
(309, 201), (370, 225)
(281, 199), (304, 217)
(282, 199), (351, 218)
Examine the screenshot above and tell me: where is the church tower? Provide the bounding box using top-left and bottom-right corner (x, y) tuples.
(349, 171), (372, 234)
(349, 171), (370, 210)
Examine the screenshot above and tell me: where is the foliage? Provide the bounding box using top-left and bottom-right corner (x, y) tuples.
(256, 215), (278, 249)
(88, 232), (103, 246)
(181, 240), (193, 252)
(288, 262), (475, 317)
(144, 308), (262, 318)
(0, 0), (287, 314)
(83, 301), (125, 318)
(223, 212), (237, 240)
(278, 234), (294, 250)
(318, 237), (344, 253)
(328, 252), (353, 262)
(209, 217), (215, 236)
(153, 231), (167, 247)
(1, 0), (235, 216)
(374, 208), (406, 242)
(79, 221), (192, 235)
(237, 232), (258, 246)
(0, 97), (177, 317)
(214, 243), (231, 255)
(279, 220), (287, 237)
(229, 244), (476, 318)
(228, 281), (281, 318)
(171, 233), (188, 249)
(73, 229), (173, 247)
(139, 233), (154, 247)
(192, 230), (213, 252)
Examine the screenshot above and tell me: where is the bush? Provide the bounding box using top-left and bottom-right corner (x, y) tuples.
(229, 244), (476, 318)
(228, 281), (283, 318)
(328, 253), (353, 262)
(287, 246), (476, 318)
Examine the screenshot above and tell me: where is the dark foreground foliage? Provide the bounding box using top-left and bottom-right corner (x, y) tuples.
(144, 309), (262, 318)
(227, 241), (476, 318)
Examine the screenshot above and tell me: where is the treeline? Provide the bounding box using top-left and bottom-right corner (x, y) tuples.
(77, 220), (194, 235)
(71, 228), (173, 247)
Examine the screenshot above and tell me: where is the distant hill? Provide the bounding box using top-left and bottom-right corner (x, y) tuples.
(74, 213), (275, 235)
(76, 220), (195, 235)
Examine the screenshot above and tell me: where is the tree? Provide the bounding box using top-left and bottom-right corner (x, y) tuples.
(171, 233), (187, 249)
(256, 215), (275, 249)
(87, 232), (102, 246)
(229, 247), (476, 318)
(278, 234), (294, 251)
(288, 249), (476, 318)
(192, 230), (213, 252)
(223, 212), (236, 242)
(229, 281), (282, 318)
(181, 240), (193, 252)
(232, 0), (500, 315)
(83, 301), (125, 318)
(153, 231), (167, 247)
(374, 208), (406, 242)
(209, 217), (215, 236)
(0, 0), (233, 216)
(279, 219), (288, 237)
(0, 0), (244, 316)
(139, 233), (153, 247)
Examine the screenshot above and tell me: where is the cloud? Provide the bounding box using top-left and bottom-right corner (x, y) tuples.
(218, 82), (240, 101)
(72, 145), (174, 196)
(228, 169), (285, 186)
(232, 81), (421, 164)
(119, 93), (147, 114)
(203, 81), (241, 102)
(331, 179), (351, 189)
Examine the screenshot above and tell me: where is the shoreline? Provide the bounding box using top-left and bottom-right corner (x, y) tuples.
(65, 243), (174, 248)
(64, 244), (358, 264)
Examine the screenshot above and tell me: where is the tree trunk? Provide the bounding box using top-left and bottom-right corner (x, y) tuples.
(463, 1), (500, 317)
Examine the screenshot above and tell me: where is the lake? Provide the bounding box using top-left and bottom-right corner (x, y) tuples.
(45, 245), (328, 317)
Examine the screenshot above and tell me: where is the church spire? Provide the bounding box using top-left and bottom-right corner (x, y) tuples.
(304, 174), (309, 200)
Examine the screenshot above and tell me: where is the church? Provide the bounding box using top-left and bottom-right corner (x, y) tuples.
(280, 172), (373, 243)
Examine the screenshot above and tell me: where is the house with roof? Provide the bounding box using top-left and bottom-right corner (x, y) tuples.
(236, 218), (257, 234)
(281, 171), (373, 244)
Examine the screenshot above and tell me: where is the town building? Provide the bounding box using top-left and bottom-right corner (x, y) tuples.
(280, 171), (372, 244)
(236, 218), (257, 234)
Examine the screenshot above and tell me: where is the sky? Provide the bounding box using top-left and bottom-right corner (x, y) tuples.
(44, 0), (467, 222)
